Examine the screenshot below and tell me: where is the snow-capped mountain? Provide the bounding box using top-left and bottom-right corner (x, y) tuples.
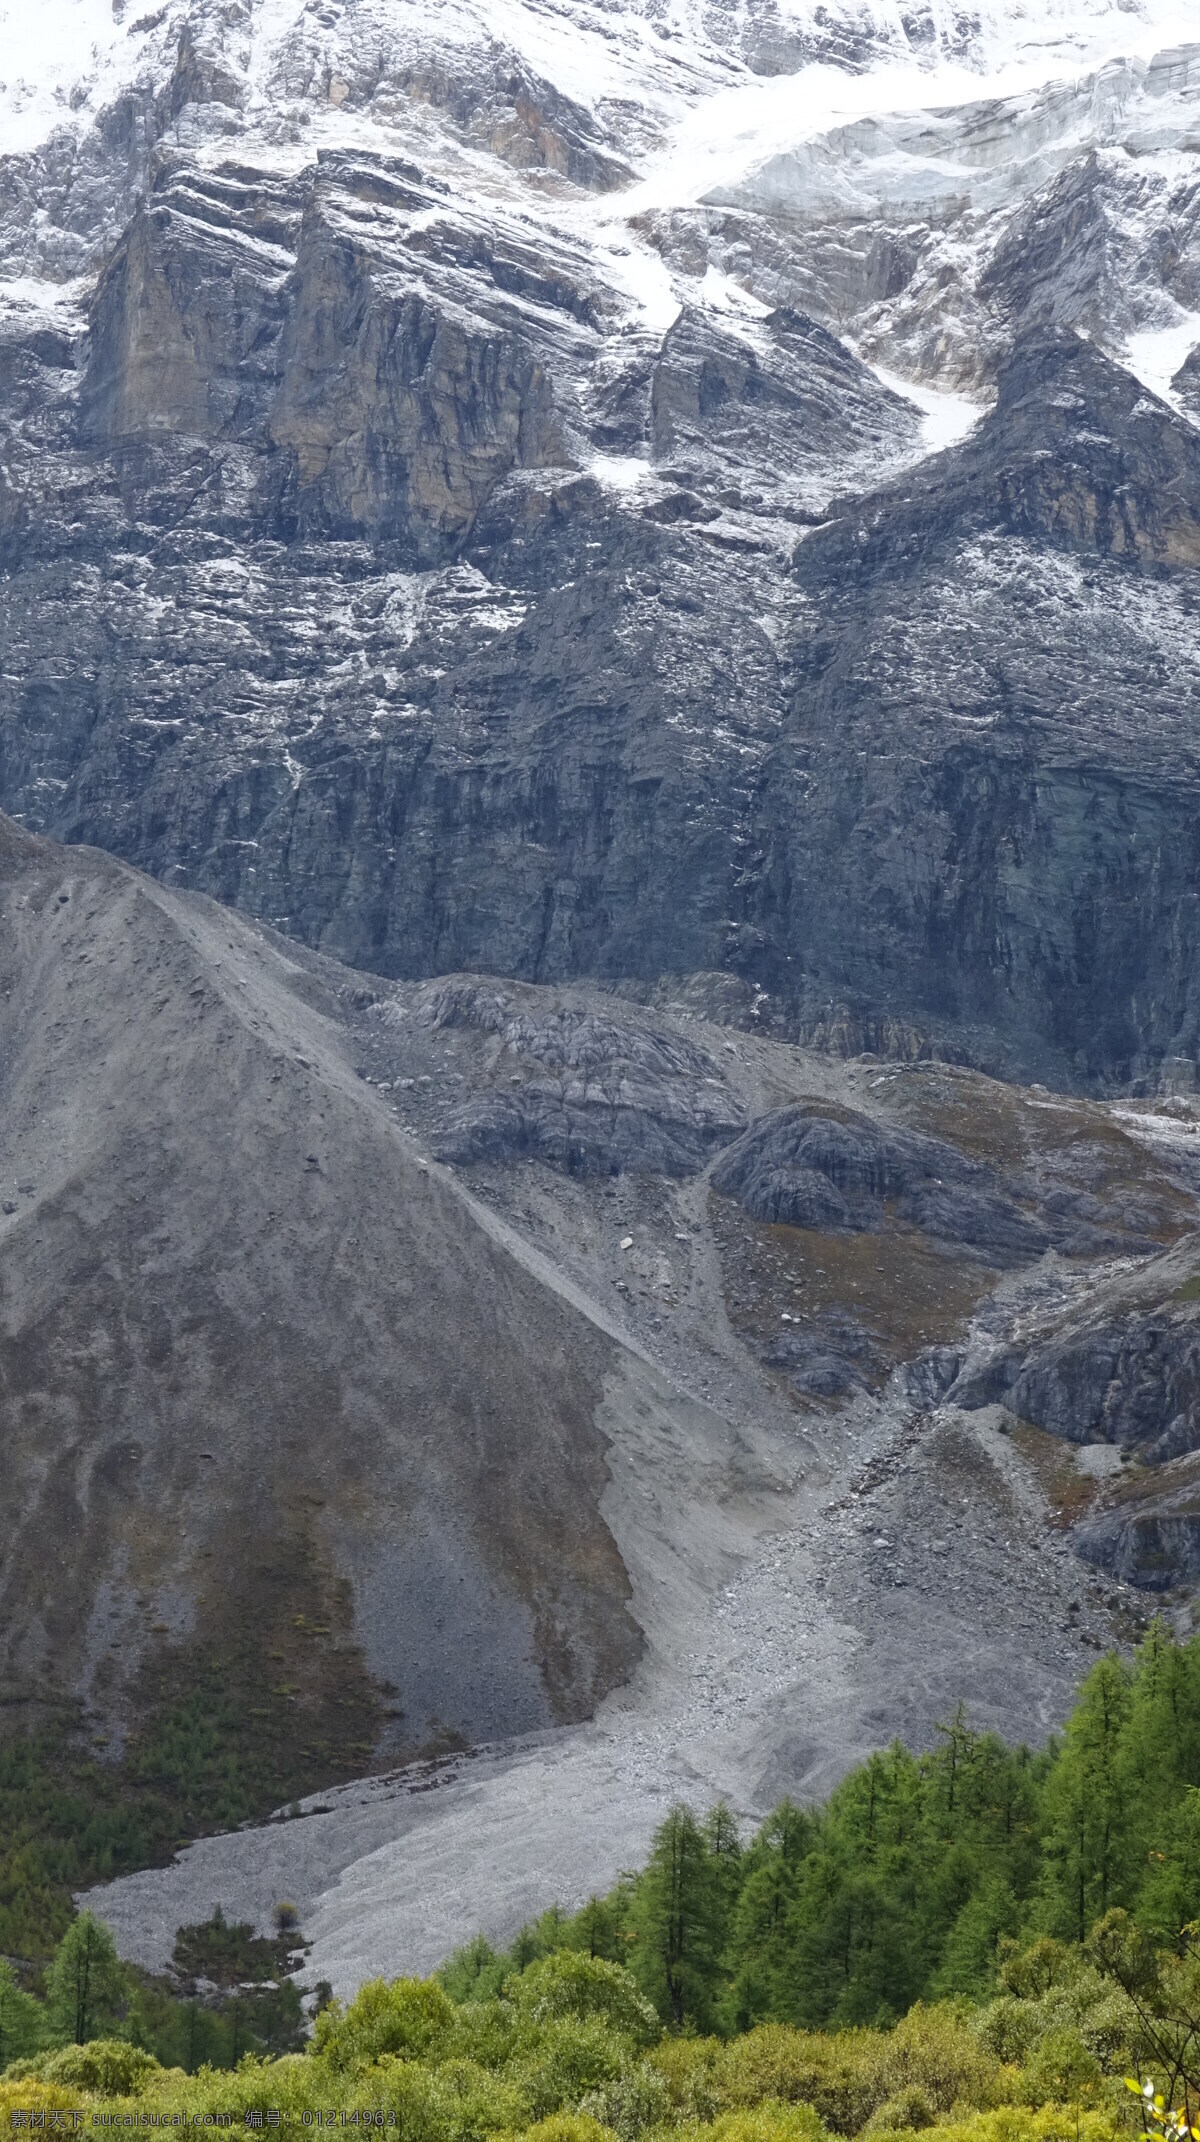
(3, 0), (1200, 1082)
(10, 0), (1200, 1961)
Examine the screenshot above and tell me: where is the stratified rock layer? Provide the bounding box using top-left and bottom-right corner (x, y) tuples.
(2, 2), (1200, 1089)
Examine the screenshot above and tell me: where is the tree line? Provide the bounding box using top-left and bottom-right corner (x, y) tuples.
(0, 1907), (310, 2074)
(9, 1621), (1200, 2080)
(444, 1623), (1200, 2033)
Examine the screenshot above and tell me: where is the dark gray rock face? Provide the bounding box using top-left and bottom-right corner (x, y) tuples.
(755, 334), (1200, 1085)
(435, 1085), (731, 1175)
(947, 1253), (1200, 1589)
(898, 1180), (1049, 1262)
(648, 303), (915, 515)
(3, 288), (1199, 1092)
(977, 152), (1200, 346)
(806, 332), (1200, 579)
(714, 1105), (948, 1219)
(4, 11), (1200, 1097)
(708, 1083), (1200, 1423)
(423, 978), (744, 1175)
(761, 1317), (874, 1398)
(712, 1102), (1051, 1263)
(1077, 1505), (1200, 1592)
(77, 158), (586, 559)
(956, 1307), (1200, 1462)
(1175, 346), (1200, 419)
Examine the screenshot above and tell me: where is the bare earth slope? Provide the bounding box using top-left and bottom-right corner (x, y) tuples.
(19, 814), (1192, 1990)
(0, 811), (647, 1773)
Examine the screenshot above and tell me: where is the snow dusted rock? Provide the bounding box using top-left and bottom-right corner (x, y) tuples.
(1174, 343), (1200, 415)
(647, 302), (920, 515)
(3, 0), (1200, 1093)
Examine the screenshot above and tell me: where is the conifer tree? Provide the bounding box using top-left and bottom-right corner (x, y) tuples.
(723, 1802), (812, 2029)
(46, 1912), (129, 2046)
(0, 1958), (42, 2068)
(630, 1804), (722, 2029)
(1038, 1653), (1134, 1943)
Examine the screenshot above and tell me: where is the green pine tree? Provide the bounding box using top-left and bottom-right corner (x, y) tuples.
(46, 1912), (130, 2046)
(1038, 1653), (1134, 1944)
(0, 1959), (43, 2070)
(630, 1804), (723, 2029)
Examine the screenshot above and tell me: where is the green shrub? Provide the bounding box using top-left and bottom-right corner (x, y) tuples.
(644, 2036), (722, 2122)
(0, 2077), (85, 2118)
(347, 2056), (460, 2141)
(508, 1958), (659, 2048)
(315, 1977), (456, 2070)
(449, 2062), (531, 2137)
(445, 1999), (523, 2074)
(860, 2086), (936, 2135)
(657, 2107), (827, 2142)
(28, 2039), (161, 2094)
(876, 2003), (1001, 2115)
(707, 2104), (828, 2142)
(1017, 2023), (1103, 2108)
(509, 2015), (632, 2119)
(715, 2026), (884, 2136)
(513, 2117), (616, 2142)
(578, 2064), (671, 2139)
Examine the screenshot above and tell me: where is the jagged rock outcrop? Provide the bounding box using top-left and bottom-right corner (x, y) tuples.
(709, 1097), (1158, 1263)
(80, 181), (298, 445)
(955, 1299), (1200, 1463)
(708, 1084), (1200, 1415)
(1175, 345), (1200, 417)
(424, 980), (744, 1175)
(2, 0), (1200, 1094)
(1077, 1497), (1200, 1591)
(648, 303), (919, 513)
(976, 150), (1200, 345)
(75, 155), (588, 557)
(942, 1228), (1200, 1589)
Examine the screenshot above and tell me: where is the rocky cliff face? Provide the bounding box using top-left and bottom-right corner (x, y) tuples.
(8, 0), (1200, 1893)
(3, 0), (1200, 1088)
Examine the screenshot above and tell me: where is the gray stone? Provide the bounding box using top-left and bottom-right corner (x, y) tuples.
(0, 812), (643, 1765)
(711, 1100), (1049, 1265)
(423, 981), (744, 1176)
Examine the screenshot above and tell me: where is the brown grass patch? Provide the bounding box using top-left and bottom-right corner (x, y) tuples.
(886, 1071), (1193, 1248)
(711, 1193), (993, 1384)
(884, 1064), (1031, 1166)
(1010, 1423), (1105, 1532)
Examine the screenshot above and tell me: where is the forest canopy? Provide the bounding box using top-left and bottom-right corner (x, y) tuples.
(9, 1626), (1200, 2139)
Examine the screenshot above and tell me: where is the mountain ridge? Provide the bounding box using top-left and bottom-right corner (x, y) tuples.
(6, 0), (1200, 1984)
